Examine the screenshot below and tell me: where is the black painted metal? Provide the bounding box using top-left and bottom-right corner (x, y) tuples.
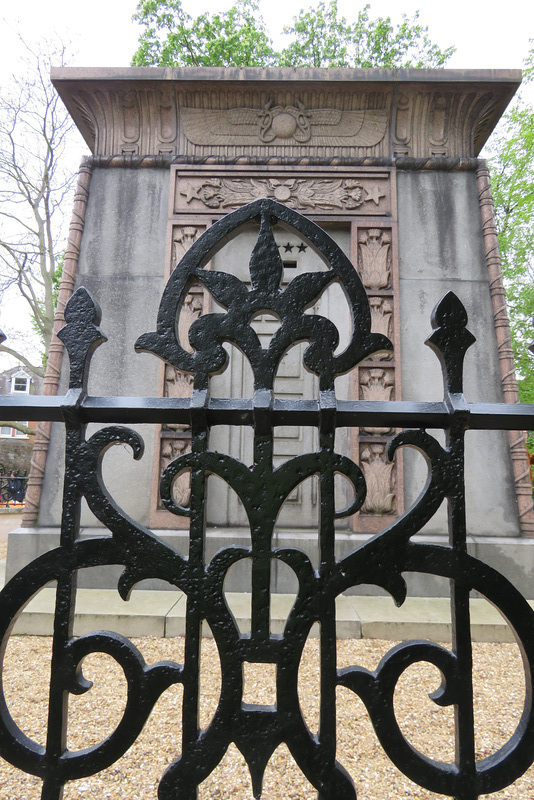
(0, 198), (533, 799)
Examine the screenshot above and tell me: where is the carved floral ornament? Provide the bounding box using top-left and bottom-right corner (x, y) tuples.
(178, 176), (387, 212)
(358, 229), (391, 290)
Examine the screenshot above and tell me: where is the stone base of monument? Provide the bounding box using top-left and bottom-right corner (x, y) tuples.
(6, 527), (534, 599)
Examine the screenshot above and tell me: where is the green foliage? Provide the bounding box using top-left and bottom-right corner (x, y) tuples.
(131, 0), (455, 69)
(280, 2), (455, 68)
(132, 0), (276, 67)
(488, 48), (534, 438)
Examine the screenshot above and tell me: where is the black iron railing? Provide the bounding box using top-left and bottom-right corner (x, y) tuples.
(0, 199), (533, 799)
(0, 473), (28, 507)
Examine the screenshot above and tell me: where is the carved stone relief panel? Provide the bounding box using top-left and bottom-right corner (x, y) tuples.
(160, 434), (192, 508)
(360, 443), (396, 515)
(174, 171), (390, 216)
(360, 369), (394, 435)
(172, 225), (204, 267)
(181, 103), (388, 149)
(358, 229), (391, 290)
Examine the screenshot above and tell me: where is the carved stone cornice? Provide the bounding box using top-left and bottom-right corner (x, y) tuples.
(52, 67), (520, 160)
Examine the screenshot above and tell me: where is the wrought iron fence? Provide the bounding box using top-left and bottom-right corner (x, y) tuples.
(0, 199), (534, 799)
(0, 472), (28, 507)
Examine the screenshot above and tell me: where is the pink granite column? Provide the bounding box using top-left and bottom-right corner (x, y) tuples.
(477, 162), (534, 537)
(22, 160), (92, 526)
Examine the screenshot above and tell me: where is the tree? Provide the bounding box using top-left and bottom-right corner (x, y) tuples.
(280, 1), (455, 68)
(487, 47), (534, 424)
(132, 0), (277, 67)
(0, 38), (76, 378)
(131, 0), (455, 69)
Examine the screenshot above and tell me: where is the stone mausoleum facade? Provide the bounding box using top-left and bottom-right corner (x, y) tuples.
(7, 67), (534, 596)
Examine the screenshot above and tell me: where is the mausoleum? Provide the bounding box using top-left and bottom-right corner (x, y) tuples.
(7, 67), (534, 595)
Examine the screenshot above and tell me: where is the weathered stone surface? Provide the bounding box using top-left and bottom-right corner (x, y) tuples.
(51, 67), (520, 160)
(7, 67), (530, 596)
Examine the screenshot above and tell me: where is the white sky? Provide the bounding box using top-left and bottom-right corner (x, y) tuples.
(2, 0), (532, 72)
(1, 0), (533, 368)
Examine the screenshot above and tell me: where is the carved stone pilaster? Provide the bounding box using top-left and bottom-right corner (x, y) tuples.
(164, 364), (194, 400)
(369, 297), (393, 339)
(369, 297), (393, 362)
(157, 364), (194, 510)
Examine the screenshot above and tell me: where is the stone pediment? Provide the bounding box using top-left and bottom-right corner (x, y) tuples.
(51, 67), (520, 160)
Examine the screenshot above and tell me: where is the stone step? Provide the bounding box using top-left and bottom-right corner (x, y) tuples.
(4, 587), (527, 642)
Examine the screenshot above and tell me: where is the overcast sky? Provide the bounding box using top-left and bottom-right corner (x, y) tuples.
(1, 0), (533, 368)
(2, 0), (533, 73)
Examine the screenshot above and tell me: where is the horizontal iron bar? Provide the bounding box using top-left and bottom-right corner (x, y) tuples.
(2, 395), (534, 431)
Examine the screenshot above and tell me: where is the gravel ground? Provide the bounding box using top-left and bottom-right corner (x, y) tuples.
(0, 635), (533, 799)
(0, 541), (8, 560)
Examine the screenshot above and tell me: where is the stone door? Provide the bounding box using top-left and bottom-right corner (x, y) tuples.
(206, 226), (351, 529)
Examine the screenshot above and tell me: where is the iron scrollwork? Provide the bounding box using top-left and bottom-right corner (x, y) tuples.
(0, 198), (533, 799)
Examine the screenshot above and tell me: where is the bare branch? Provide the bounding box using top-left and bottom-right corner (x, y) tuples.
(0, 344), (44, 376)
(0, 422), (36, 436)
(0, 35), (77, 366)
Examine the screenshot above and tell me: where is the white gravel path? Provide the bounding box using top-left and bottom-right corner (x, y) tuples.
(0, 635), (533, 799)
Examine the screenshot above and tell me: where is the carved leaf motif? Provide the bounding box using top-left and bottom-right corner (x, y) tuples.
(360, 444), (395, 515)
(369, 297), (393, 362)
(173, 226), (201, 264)
(369, 297), (393, 338)
(160, 438), (191, 507)
(119, 90), (140, 143)
(360, 368), (394, 434)
(178, 292), (203, 355)
(358, 229), (391, 290)
(164, 364), (193, 399)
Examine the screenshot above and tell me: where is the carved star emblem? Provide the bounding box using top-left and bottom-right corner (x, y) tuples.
(180, 184), (202, 203)
(283, 242), (294, 252)
(365, 185), (386, 205)
(297, 243), (307, 253)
